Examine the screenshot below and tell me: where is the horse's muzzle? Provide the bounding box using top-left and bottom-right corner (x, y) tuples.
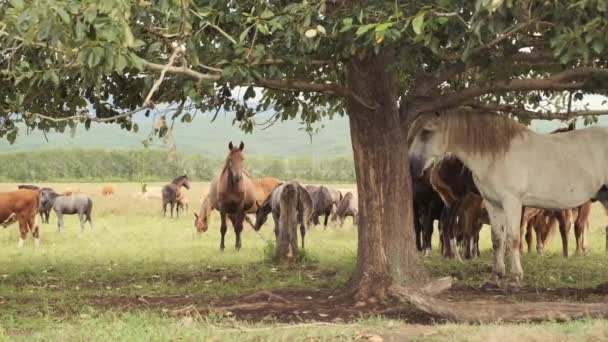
(409, 157), (426, 178)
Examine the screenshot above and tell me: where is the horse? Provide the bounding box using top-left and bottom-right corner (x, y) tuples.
(194, 176), (281, 233)
(18, 185), (40, 190)
(177, 192), (189, 213)
(408, 109), (608, 286)
(17, 185), (55, 223)
(101, 184), (115, 196)
(331, 191), (358, 227)
(53, 194), (94, 232)
(161, 175), (191, 218)
(305, 185), (341, 228)
(427, 156), (480, 259)
(215, 141), (257, 250)
(412, 168), (445, 257)
(0, 189), (41, 247)
(39, 188), (58, 224)
(253, 181), (313, 250)
(64, 187), (80, 196)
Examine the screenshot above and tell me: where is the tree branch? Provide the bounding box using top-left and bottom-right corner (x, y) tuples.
(416, 67), (608, 114)
(29, 107), (146, 124)
(469, 103), (608, 120)
(143, 43), (185, 108)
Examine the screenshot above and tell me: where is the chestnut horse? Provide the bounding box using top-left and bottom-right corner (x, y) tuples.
(216, 141), (257, 250)
(194, 176), (281, 234)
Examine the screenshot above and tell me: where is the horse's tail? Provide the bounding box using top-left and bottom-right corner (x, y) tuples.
(85, 197), (93, 222)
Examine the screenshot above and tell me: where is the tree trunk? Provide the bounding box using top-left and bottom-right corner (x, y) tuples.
(276, 183), (299, 260)
(346, 51), (428, 302)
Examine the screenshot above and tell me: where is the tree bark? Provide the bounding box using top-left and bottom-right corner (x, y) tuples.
(346, 51), (428, 302)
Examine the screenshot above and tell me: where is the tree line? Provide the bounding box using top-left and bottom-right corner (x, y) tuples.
(0, 149), (355, 183)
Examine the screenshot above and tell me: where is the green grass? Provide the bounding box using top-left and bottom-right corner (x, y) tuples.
(1, 182), (608, 340)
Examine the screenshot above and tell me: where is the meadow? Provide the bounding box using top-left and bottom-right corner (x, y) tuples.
(1, 182), (608, 341)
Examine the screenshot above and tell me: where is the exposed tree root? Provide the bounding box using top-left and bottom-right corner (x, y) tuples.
(213, 302), (299, 313)
(390, 277), (608, 323)
(243, 290), (292, 304)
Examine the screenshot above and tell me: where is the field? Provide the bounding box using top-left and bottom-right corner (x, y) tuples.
(2, 182), (608, 341)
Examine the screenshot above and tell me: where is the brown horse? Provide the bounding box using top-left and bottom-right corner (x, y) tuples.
(194, 176), (281, 233)
(215, 141), (257, 250)
(161, 175), (191, 218)
(101, 184), (115, 196)
(0, 189), (41, 247)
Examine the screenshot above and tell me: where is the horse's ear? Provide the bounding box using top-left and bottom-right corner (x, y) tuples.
(228, 141), (234, 150)
(238, 141), (244, 151)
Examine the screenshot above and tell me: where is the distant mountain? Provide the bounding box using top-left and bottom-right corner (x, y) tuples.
(0, 111), (353, 157)
(2, 110), (606, 157)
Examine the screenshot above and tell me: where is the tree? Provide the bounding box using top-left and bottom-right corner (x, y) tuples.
(2, 0), (608, 303)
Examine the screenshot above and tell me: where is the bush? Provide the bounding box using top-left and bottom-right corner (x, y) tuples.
(0, 149), (355, 183)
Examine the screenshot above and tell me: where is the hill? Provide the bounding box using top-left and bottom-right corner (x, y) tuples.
(1, 109), (605, 157)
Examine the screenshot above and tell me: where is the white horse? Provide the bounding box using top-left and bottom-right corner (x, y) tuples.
(408, 110), (608, 286)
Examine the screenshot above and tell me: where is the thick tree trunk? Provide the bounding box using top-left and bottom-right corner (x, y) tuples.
(346, 51), (428, 301)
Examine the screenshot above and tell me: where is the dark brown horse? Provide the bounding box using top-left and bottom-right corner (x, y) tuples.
(217, 141), (257, 250)
(162, 175), (191, 218)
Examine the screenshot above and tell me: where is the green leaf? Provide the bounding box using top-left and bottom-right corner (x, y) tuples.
(412, 12), (426, 35)
(87, 47), (104, 68)
(115, 53), (127, 72)
(239, 26), (252, 43)
(84, 5), (97, 23)
(55, 8), (71, 24)
(260, 9), (274, 19)
(181, 113), (192, 123)
(355, 24), (375, 36)
(10, 0), (24, 10)
(593, 39), (604, 54)
(375, 22), (393, 33)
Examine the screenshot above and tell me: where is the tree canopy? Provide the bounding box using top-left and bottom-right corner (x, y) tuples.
(2, 0), (608, 143)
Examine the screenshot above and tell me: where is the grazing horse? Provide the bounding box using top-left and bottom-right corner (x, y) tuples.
(161, 175), (191, 218)
(101, 184), (115, 196)
(408, 110), (608, 286)
(194, 176), (281, 233)
(253, 181), (313, 250)
(216, 141), (257, 250)
(0, 189), (41, 247)
(331, 191), (358, 226)
(309, 186), (336, 227)
(53, 194), (94, 232)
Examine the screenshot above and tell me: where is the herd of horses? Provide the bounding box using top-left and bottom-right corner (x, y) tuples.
(3, 109), (607, 286)
(408, 109), (608, 286)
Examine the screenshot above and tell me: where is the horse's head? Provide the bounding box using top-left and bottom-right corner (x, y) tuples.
(181, 175), (191, 190)
(407, 114), (446, 178)
(193, 212), (208, 233)
(226, 141), (245, 184)
(253, 194), (273, 231)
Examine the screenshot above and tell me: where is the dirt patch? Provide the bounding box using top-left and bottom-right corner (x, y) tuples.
(442, 283), (608, 303)
(9, 283), (608, 324)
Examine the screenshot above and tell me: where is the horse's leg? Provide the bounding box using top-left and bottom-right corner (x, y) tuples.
(30, 216), (40, 247)
(483, 201), (507, 286)
(557, 210), (570, 258)
(234, 211), (244, 250)
(504, 199), (524, 285)
(57, 213), (63, 233)
(219, 210), (227, 251)
(413, 205), (423, 252)
(162, 201), (167, 217)
(323, 211), (329, 228)
(422, 203), (435, 257)
(170, 202), (175, 219)
(17, 218), (27, 248)
(300, 222), (306, 249)
(79, 212), (85, 232)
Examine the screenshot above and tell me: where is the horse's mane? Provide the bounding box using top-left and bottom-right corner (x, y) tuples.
(171, 175), (188, 184)
(409, 109), (528, 157)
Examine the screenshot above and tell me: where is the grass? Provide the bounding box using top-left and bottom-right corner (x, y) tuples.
(1, 182), (608, 340)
